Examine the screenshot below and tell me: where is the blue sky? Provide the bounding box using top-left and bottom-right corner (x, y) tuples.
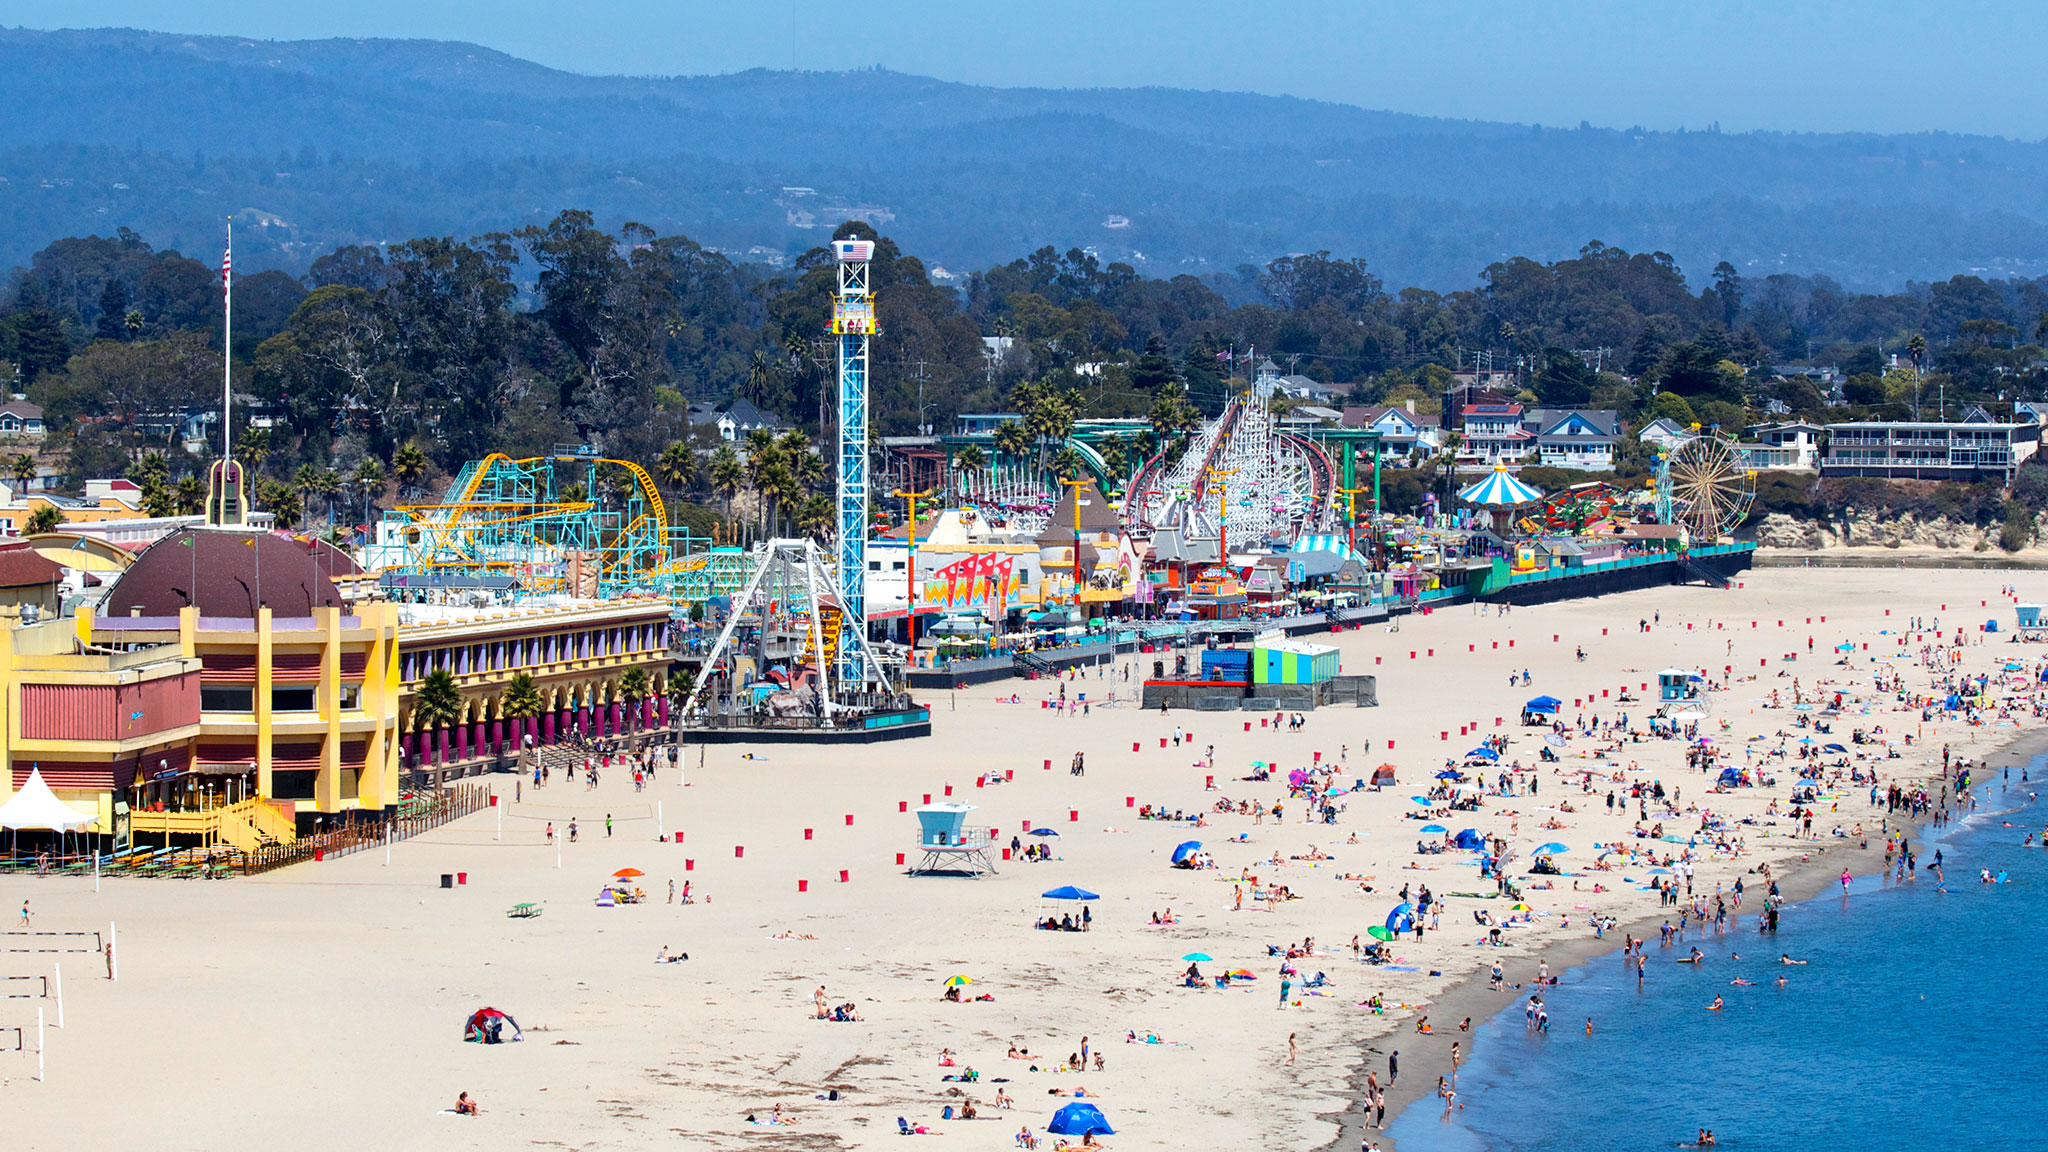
(9, 0), (2048, 137)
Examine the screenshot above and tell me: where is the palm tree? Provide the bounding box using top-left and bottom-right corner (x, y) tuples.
(796, 494), (835, 541)
(1051, 445), (1087, 481)
(618, 667), (651, 731)
(257, 478), (302, 528)
(655, 441), (694, 496)
(10, 453), (35, 490)
(1905, 333), (1928, 418)
(411, 669), (464, 765)
(392, 443), (430, 498)
(131, 451), (170, 490)
(174, 475), (205, 515)
(950, 444), (987, 499)
(992, 421), (1031, 490)
(352, 457), (385, 525)
(24, 504), (63, 535)
(501, 671), (542, 750)
(140, 483), (177, 519)
(708, 444), (744, 523)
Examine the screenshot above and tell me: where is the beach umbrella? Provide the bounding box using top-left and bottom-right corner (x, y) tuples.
(1366, 926), (1396, 942)
(612, 867), (644, 878)
(1465, 746), (1499, 761)
(1410, 796), (1431, 805)
(1048, 1102), (1115, 1137)
(1027, 828), (1061, 837)
(1649, 867), (1671, 874)
(1041, 885), (1100, 900)
(1510, 903), (1531, 911)
(1182, 952), (1213, 962)
(1227, 968), (1258, 979)
(1171, 841), (1203, 864)
(1823, 743), (1849, 753)
(1420, 824), (1448, 834)
(1544, 734), (1568, 747)
(944, 975), (975, 986)
(1535, 842), (1569, 855)
(1434, 770), (1462, 780)
(1288, 769), (1311, 786)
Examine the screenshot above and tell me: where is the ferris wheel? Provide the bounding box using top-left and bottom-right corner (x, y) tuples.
(1661, 433), (1756, 542)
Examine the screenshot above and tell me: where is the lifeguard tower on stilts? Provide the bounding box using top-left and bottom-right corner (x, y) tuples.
(910, 803), (997, 876)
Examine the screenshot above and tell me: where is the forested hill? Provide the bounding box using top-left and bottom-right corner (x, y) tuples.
(5, 27), (2048, 288)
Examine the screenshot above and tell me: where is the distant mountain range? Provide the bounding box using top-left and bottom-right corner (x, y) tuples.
(4, 26), (2048, 289)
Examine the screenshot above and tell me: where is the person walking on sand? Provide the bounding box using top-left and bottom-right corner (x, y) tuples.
(1388, 1050), (1398, 1084)
(1287, 1032), (1297, 1064)
(1279, 973), (1292, 1007)
(16, 899), (26, 927)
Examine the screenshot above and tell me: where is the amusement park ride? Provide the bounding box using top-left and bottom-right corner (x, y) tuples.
(375, 239), (911, 737)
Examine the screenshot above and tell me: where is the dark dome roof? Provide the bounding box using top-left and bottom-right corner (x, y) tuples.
(104, 529), (361, 618)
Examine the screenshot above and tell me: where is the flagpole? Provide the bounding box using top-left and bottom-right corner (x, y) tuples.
(222, 222), (232, 464)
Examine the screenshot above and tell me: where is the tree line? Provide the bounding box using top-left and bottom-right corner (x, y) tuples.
(6, 216), (2048, 531)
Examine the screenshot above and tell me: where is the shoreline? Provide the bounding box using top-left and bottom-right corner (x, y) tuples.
(1332, 723), (2048, 1152)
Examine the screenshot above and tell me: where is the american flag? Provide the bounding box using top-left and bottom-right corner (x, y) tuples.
(221, 232), (231, 296)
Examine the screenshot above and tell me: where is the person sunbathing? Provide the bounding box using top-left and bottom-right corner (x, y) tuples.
(454, 1092), (479, 1116)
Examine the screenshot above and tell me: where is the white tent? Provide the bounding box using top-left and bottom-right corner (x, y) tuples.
(0, 767), (97, 831)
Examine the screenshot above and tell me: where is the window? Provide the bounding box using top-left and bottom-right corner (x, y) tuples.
(338, 684), (362, 711)
(201, 685), (253, 712)
(271, 687), (317, 713)
(271, 770), (317, 800)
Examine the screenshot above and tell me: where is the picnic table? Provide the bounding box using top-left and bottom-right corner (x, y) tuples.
(506, 903), (544, 918)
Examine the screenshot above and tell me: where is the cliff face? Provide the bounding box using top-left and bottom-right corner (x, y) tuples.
(1749, 511), (2042, 551)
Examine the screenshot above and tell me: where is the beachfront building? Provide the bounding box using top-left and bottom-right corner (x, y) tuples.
(392, 598), (676, 785)
(1819, 416), (2042, 482)
(1735, 421), (1825, 471)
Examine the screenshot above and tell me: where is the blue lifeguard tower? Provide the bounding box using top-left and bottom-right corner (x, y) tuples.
(1656, 667), (1711, 719)
(2017, 603), (2045, 638)
(911, 803), (997, 876)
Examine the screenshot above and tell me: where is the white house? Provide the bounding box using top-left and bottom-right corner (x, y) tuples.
(1638, 418), (1695, 453)
(1342, 405), (1442, 460)
(1742, 421), (1825, 470)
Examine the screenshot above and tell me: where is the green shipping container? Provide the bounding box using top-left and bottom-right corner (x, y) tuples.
(1252, 640), (1340, 684)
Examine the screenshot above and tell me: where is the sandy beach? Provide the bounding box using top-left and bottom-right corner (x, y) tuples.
(5, 566), (2033, 1151)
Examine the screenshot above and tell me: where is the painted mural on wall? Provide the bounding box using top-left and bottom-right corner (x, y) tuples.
(916, 550), (1027, 614)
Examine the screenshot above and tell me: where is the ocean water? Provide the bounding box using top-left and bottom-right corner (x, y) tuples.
(1386, 770), (2046, 1152)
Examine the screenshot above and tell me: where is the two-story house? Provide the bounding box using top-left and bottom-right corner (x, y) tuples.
(1341, 405), (1442, 461)
(1525, 409), (1622, 471)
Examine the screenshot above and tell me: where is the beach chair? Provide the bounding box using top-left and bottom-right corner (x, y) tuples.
(506, 903), (543, 918)
(898, 1116), (914, 1135)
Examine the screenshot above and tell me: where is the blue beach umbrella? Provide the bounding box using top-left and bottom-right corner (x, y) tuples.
(1171, 841), (1202, 864)
(1420, 824), (1448, 834)
(1535, 842), (1569, 855)
(1027, 828), (1061, 837)
(1435, 770), (1462, 780)
(1182, 952), (1213, 962)
(1465, 746), (1499, 761)
(1049, 1102), (1115, 1136)
(1411, 796), (1432, 805)
(1041, 885), (1099, 900)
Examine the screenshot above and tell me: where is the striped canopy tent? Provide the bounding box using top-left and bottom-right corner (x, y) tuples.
(1458, 465), (1544, 508)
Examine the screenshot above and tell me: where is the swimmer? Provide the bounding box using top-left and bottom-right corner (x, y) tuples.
(1730, 978), (1754, 986)
(1680, 947), (1704, 963)
(1706, 995), (1723, 1011)
(1779, 954), (1806, 965)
